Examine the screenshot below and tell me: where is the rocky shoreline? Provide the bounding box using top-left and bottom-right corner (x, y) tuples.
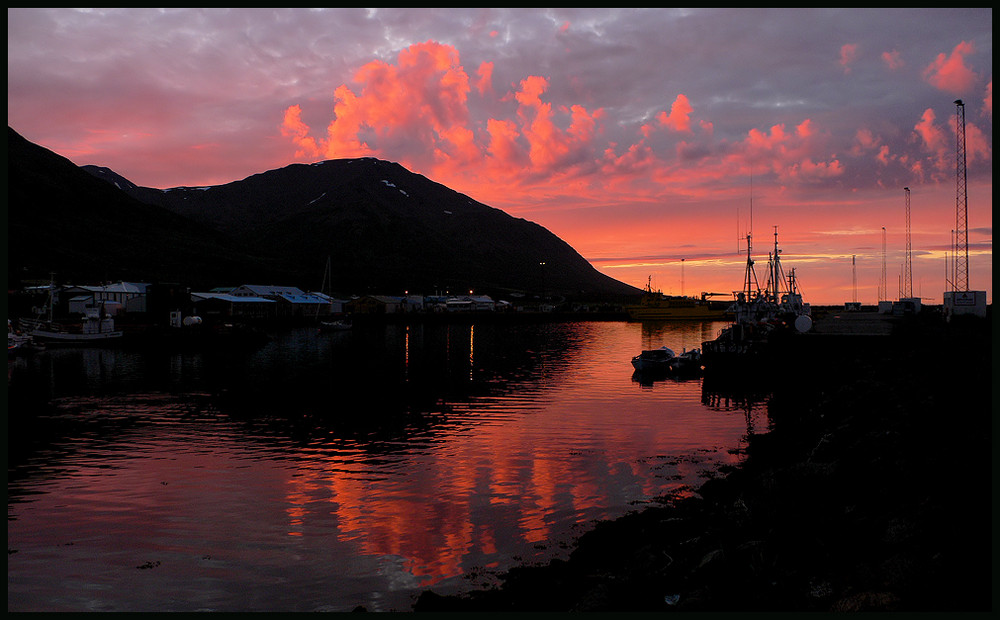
(414, 312), (992, 612)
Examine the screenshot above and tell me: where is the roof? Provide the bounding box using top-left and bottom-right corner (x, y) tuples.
(191, 292), (274, 304)
(232, 284), (328, 304)
(233, 284), (306, 297)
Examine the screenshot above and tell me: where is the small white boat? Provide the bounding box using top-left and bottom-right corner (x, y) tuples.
(318, 318), (352, 333)
(20, 312), (124, 345)
(18, 277), (124, 346)
(631, 346), (676, 372)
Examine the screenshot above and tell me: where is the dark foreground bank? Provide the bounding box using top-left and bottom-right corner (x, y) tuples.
(414, 313), (993, 612)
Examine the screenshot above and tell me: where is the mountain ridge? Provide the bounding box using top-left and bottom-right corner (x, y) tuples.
(10, 126), (640, 298)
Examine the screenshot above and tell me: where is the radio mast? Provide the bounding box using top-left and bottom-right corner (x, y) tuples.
(903, 187), (912, 298)
(880, 227), (887, 302)
(953, 99), (969, 292)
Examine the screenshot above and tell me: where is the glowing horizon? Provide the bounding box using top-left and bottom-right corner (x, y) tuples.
(7, 8), (992, 305)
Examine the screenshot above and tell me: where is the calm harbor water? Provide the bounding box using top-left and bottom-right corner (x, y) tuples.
(8, 320), (768, 612)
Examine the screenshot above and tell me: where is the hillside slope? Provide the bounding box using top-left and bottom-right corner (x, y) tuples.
(103, 157), (638, 297)
(8, 127), (289, 288)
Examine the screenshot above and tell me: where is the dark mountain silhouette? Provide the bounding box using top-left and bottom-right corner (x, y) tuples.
(9, 126), (640, 298)
(8, 127), (296, 289)
(97, 158), (639, 298)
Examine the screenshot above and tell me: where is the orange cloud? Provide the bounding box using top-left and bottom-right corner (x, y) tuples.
(485, 117), (528, 174)
(512, 75), (603, 173)
(279, 40), (943, 231)
(923, 41), (978, 94)
(279, 104), (320, 158)
(795, 118), (815, 139)
(657, 94), (694, 133)
(475, 61), (494, 96)
(281, 41), (472, 163)
(327, 84), (374, 158)
(912, 107), (950, 173)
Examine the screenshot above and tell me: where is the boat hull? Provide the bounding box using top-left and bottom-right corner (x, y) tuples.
(625, 295), (732, 321)
(20, 318), (124, 346)
(29, 330), (124, 344)
(626, 307), (731, 320)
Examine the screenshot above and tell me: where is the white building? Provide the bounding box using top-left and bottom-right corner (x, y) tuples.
(943, 290), (988, 319)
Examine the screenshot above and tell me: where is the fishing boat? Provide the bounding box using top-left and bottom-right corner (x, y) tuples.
(701, 228), (811, 370)
(18, 278), (124, 346)
(625, 278), (732, 321)
(20, 310), (124, 345)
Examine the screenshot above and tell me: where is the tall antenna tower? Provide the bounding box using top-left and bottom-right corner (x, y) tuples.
(880, 227), (887, 302)
(852, 255), (858, 304)
(680, 258), (685, 297)
(903, 187), (912, 298)
(954, 99), (969, 292)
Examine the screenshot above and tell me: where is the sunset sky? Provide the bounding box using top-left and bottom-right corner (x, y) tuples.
(7, 8), (992, 305)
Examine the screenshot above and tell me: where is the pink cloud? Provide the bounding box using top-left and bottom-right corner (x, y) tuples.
(965, 121), (992, 165)
(280, 104), (321, 158)
(789, 158), (845, 181)
(881, 50), (903, 70)
(475, 61), (494, 96)
(656, 94), (693, 133)
(854, 128), (879, 151)
(912, 107), (948, 171)
(795, 119), (815, 139)
(326, 84), (374, 158)
(923, 41), (978, 94)
(877, 145), (891, 165)
(839, 43), (859, 74)
(984, 81), (993, 119)
(485, 118), (528, 174)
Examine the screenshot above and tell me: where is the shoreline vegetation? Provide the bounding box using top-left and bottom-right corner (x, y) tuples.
(413, 312), (993, 612)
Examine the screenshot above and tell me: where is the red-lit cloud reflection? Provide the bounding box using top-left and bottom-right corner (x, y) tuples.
(281, 323), (749, 586)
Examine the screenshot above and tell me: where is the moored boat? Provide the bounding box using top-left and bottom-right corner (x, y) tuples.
(626, 279), (732, 321)
(319, 318), (352, 333)
(20, 312), (124, 345)
(701, 228), (811, 371)
(671, 347), (704, 374)
(631, 346), (676, 372)
(18, 277), (124, 346)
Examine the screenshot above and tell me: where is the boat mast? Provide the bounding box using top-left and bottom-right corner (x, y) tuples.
(771, 226), (783, 304)
(48, 272), (55, 323)
(739, 170), (761, 301)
